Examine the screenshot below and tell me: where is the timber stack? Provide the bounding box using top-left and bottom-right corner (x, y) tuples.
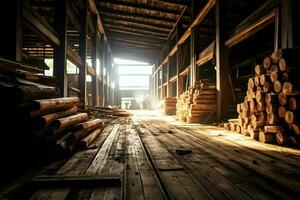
(29, 97), (104, 152)
(0, 59), (104, 155)
(187, 80), (216, 123)
(226, 49), (300, 146)
(162, 97), (177, 115)
(176, 80), (216, 123)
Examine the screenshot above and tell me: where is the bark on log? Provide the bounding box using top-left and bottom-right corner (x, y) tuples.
(80, 128), (102, 148)
(35, 106), (78, 128)
(50, 113), (88, 129)
(31, 97), (80, 118)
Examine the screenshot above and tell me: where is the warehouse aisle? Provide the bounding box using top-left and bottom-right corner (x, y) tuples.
(5, 111), (300, 199)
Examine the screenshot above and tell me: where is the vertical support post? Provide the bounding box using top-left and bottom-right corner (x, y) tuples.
(103, 40), (108, 106)
(189, 0), (201, 87)
(99, 33), (104, 106)
(79, 0), (88, 105)
(167, 59), (172, 97)
(190, 27), (197, 87)
(53, 0), (68, 97)
(274, 8), (279, 51)
(92, 15), (99, 106)
(216, 0), (229, 121)
(176, 45), (183, 97)
(0, 0), (22, 61)
(280, 0), (293, 48)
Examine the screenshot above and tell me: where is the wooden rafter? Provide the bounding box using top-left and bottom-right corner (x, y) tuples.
(104, 24), (168, 38)
(96, 0), (182, 15)
(102, 18), (171, 33)
(100, 13), (173, 30)
(107, 28), (167, 40)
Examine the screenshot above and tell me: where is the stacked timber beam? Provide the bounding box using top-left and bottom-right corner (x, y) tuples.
(0, 59), (104, 155)
(30, 97), (104, 152)
(176, 80), (216, 123)
(226, 49), (300, 146)
(162, 97), (177, 115)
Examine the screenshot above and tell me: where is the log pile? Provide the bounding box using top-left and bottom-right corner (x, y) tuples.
(0, 60), (106, 155)
(162, 97), (177, 115)
(176, 80), (216, 123)
(227, 49), (300, 146)
(87, 106), (133, 118)
(29, 97), (104, 152)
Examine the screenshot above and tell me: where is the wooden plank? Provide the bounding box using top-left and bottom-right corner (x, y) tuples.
(30, 174), (121, 187)
(30, 120), (118, 199)
(149, 120), (295, 199)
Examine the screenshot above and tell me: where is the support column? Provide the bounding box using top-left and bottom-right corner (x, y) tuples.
(99, 33), (104, 106)
(92, 15), (99, 106)
(53, 0), (68, 97)
(166, 60), (172, 97)
(103, 40), (108, 106)
(190, 27), (197, 87)
(216, 0), (229, 121)
(79, 0), (88, 105)
(176, 45), (183, 97)
(0, 0), (22, 61)
(190, 0), (201, 87)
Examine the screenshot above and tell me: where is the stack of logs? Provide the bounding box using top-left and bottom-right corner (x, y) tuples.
(30, 97), (104, 152)
(176, 80), (216, 123)
(162, 97), (177, 115)
(227, 49), (300, 146)
(0, 59), (103, 153)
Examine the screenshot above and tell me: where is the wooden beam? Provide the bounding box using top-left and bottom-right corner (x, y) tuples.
(196, 41), (215, 66)
(109, 38), (164, 48)
(0, 0), (22, 61)
(102, 19), (170, 34)
(281, 0), (293, 48)
(22, 1), (60, 46)
(99, 33), (104, 106)
(108, 31), (167, 44)
(97, 7), (178, 23)
(108, 29), (167, 40)
(216, 0), (229, 121)
(92, 15), (99, 106)
(79, 0), (88, 105)
(53, 0), (68, 97)
(100, 13), (173, 29)
(153, 0), (189, 6)
(105, 26), (168, 39)
(97, 0), (182, 15)
(154, 0), (216, 75)
(225, 10), (276, 47)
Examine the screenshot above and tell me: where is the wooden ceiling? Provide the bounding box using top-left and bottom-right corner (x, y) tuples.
(95, 0), (190, 63)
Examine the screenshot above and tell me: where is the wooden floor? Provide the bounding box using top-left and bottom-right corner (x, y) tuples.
(15, 111), (300, 199)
